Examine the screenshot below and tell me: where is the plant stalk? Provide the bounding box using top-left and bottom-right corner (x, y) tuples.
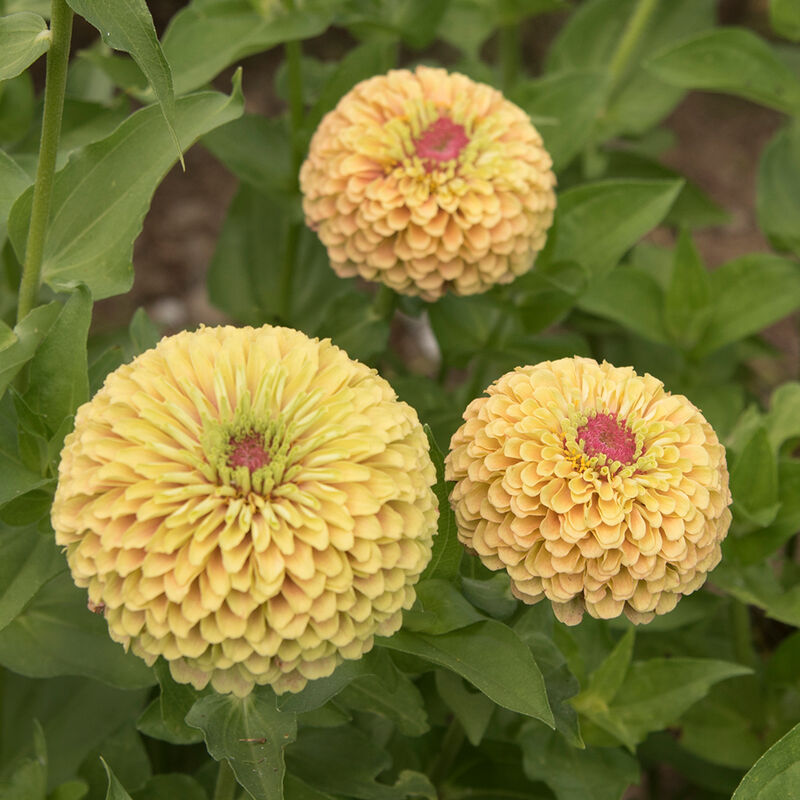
(607, 0), (660, 92)
(17, 0), (74, 323)
(213, 759), (237, 800)
(499, 23), (522, 93)
(730, 600), (757, 669)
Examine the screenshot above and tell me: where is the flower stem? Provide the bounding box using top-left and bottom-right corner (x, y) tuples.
(17, 0), (73, 324)
(607, 0), (659, 93)
(213, 759), (237, 800)
(730, 599), (757, 668)
(499, 23), (522, 93)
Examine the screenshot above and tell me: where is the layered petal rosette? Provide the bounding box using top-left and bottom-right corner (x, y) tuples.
(52, 325), (437, 695)
(445, 358), (731, 625)
(300, 65), (556, 300)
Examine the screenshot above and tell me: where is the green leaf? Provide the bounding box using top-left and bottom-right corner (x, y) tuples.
(519, 725), (639, 800)
(207, 184), (346, 330)
(25, 284), (91, 436)
(0, 149), (32, 243)
(646, 28), (800, 114)
(404, 579), (484, 636)
(131, 775), (206, 800)
(379, 620), (554, 726)
(316, 291), (390, 363)
(436, 669), (495, 746)
(0, 571), (155, 688)
(284, 775), (337, 800)
(0, 12), (50, 81)
(286, 726), (434, 800)
(766, 382), (800, 452)
(771, 0), (800, 41)
(428, 292), (502, 363)
(698, 254), (800, 355)
(276, 657), (371, 714)
(0, 720), (47, 800)
(577, 657), (752, 750)
(65, 0), (182, 165)
(101, 759), (132, 800)
(757, 120), (800, 258)
(127, 307), (160, 355)
(547, 179), (682, 276)
(146, 659), (205, 744)
(0, 303), (60, 400)
(0, 71), (35, 145)
(575, 630), (635, 709)
(512, 71), (606, 171)
(419, 426), (461, 582)
(730, 426), (780, 528)
(0, 525), (62, 631)
(9, 77), (244, 300)
(577, 266), (668, 343)
(732, 721), (800, 799)
(664, 230), (711, 348)
(185, 686), (297, 800)
(49, 780), (88, 800)
(161, 0), (333, 95)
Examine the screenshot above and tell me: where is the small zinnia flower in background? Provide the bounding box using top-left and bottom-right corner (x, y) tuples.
(300, 66), (556, 301)
(445, 357), (731, 625)
(51, 325), (437, 696)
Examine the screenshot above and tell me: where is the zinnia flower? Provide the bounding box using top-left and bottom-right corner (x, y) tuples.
(51, 325), (437, 695)
(300, 65), (556, 301)
(445, 358), (731, 625)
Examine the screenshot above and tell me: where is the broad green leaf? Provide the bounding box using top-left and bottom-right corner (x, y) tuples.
(64, 0), (181, 164)
(0, 571), (155, 688)
(646, 28), (800, 114)
(131, 775), (206, 800)
(0, 149), (31, 242)
(0, 720), (47, 800)
(577, 658), (752, 750)
(202, 114), (292, 196)
(712, 561), (800, 626)
(161, 0), (333, 95)
(664, 230), (711, 348)
(771, 0), (800, 41)
(9, 77), (244, 300)
(515, 260), (586, 334)
(0, 525), (62, 630)
(0, 302), (60, 400)
(276, 656), (371, 713)
(49, 780), (88, 800)
(0, 447), (49, 507)
(766, 382), (800, 452)
(435, 670), (494, 746)
(101, 759), (132, 800)
(575, 630), (635, 708)
(185, 687), (297, 800)
(285, 775), (337, 800)
(146, 659), (205, 744)
(286, 726), (435, 800)
(1, 672), (148, 789)
(428, 292), (502, 363)
(757, 120), (800, 257)
(461, 573), (518, 620)
(0, 12), (50, 81)
(732, 721), (800, 799)
(208, 184), (346, 330)
(379, 620), (554, 726)
(419, 427), (461, 582)
(0, 71), (35, 145)
(512, 71), (606, 171)
(730, 426), (780, 528)
(316, 291), (390, 363)
(82, 724), (150, 797)
(547, 179), (682, 276)
(519, 725), (639, 800)
(127, 307), (160, 355)
(403, 579), (484, 635)
(25, 284), (91, 436)
(337, 651), (429, 737)
(577, 266), (668, 342)
(698, 254), (800, 355)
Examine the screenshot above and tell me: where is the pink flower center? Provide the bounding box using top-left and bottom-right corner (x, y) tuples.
(576, 413), (636, 465)
(228, 433), (271, 471)
(414, 117), (469, 171)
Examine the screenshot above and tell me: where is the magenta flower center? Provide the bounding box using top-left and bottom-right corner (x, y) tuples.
(415, 117), (469, 170)
(577, 413), (636, 465)
(228, 433), (271, 471)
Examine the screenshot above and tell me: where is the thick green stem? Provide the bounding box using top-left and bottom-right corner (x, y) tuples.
(17, 0), (73, 323)
(499, 23), (521, 93)
(213, 759), (237, 800)
(607, 0), (659, 93)
(372, 284), (397, 320)
(428, 717), (466, 789)
(730, 600), (757, 669)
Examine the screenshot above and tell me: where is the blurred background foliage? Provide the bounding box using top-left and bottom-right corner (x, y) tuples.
(2, 0), (800, 798)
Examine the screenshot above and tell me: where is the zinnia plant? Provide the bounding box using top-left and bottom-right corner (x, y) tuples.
(2, 1), (800, 799)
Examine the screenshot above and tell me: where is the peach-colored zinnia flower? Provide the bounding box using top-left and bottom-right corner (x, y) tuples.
(300, 66), (556, 301)
(51, 325), (437, 696)
(445, 358), (731, 625)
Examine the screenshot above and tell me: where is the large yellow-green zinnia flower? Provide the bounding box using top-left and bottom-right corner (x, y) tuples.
(446, 358), (731, 625)
(300, 65), (556, 301)
(52, 325), (437, 695)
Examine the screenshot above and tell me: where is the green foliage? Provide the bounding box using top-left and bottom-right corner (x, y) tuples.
(2, 0), (800, 798)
